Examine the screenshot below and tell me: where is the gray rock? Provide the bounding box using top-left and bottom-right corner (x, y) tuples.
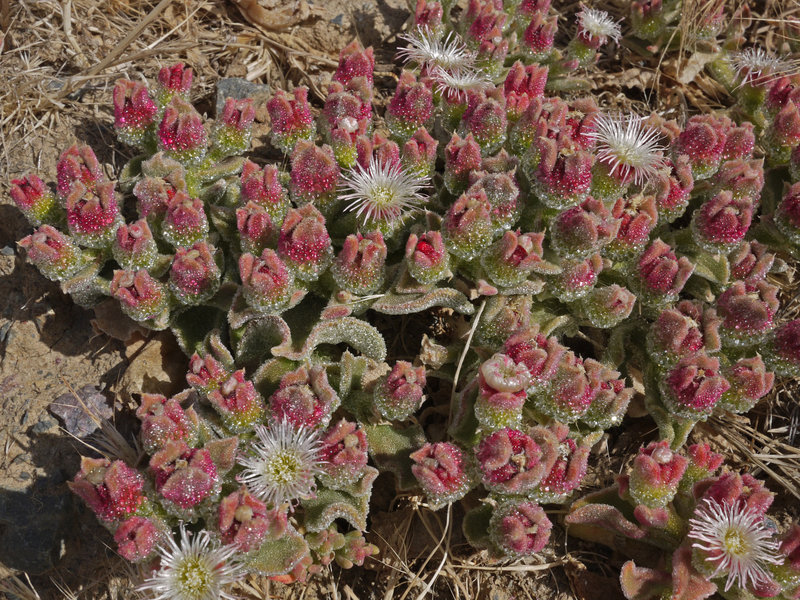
(31, 413), (58, 435)
(49, 385), (112, 437)
(0, 246), (14, 256)
(215, 78), (271, 118)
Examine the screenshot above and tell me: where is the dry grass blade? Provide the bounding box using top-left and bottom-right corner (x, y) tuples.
(0, 573), (42, 600)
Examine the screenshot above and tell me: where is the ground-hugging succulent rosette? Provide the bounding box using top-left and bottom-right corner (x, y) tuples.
(9, 0), (800, 592)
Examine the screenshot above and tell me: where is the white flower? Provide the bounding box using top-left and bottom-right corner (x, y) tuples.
(590, 113), (667, 185)
(238, 420), (324, 506)
(731, 48), (790, 85)
(577, 7), (622, 43)
(429, 66), (494, 102)
(397, 28), (476, 72)
(688, 498), (782, 592)
(139, 524), (242, 600)
(340, 156), (428, 226)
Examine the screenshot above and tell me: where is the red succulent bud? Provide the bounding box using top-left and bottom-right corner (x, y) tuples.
(503, 62), (548, 121)
(269, 365), (340, 429)
(606, 193), (658, 259)
(530, 422), (590, 502)
(673, 114), (730, 179)
(218, 488), (287, 552)
(481, 230), (551, 287)
(113, 219), (157, 270)
(503, 327), (566, 390)
(10, 173), (60, 226)
(719, 355), (774, 413)
(267, 87), (316, 152)
(387, 71), (434, 139)
(374, 361), (427, 421)
(475, 428), (552, 495)
(442, 187), (494, 260)
(161, 191), (208, 248)
(410, 442), (471, 509)
(318, 420), (369, 489)
(69, 457), (145, 522)
(186, 352), (231, 394)
(289, 140), (340, 212)
(110, 269), (170, 325)
(208, 370), (265, 433)
(461, 89), (508, 154)
(213, 98), (256, 157)
(444, 132), (483, 194)
(550, 195), (620, 259)
(157, 96), (207, 165)
(113, 79), (157, 147)
(717, 280), (779, 345)
(653, 156), (694, 222)
(276, 204), (333, 281)
(239, 249), (295, 314)
(698, 472), (773, 517)
(240, 160), (289, 225)
(56, 144), (104, 200)
(533, 136), (594, 209)
(169, 241), (220, 305)
(156, 62), (192, 100)
(635, 238), (694, 305)
(414, 0), (443, 31)
(401, 127), (438, 177)
(776, 181), (800, 244)
(647, 300), (722, 367)
(766, 320), (800, 377)
(236, 202), (275, 256)
(114, 516), (162, 562)
(722, 122), (756, 160)
(523, 12), (558, 59)
(331, 231), (387, 295)
(661, 353), (730, 418)
(136, 393), (201, 454)
(490, 500), (552, 557)
(65, 181), (120, 247)
(150, 440), (219, 511)
(629, 441), (688, 508)
(18, 225), (84, 281)
(552, 253), (604, 302)
(333, 41), (375, 87)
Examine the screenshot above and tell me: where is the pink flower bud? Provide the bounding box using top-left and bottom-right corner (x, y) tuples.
(479, 353), (531, 396)
(776, 181), (800, 245)
(653, 156), (694, 223)
(236, 202), (275, 256)
(504, 327), (566, 391)
(240, 160), (289, 225)
(442, 187), (494, 260)
(660, 353), (730, 418)
(374, 361), (426, 421)
(208, 370), (265, 433)
(401, 127), (438, 178)
(161, 191), (208, 248)
(113, 79), (157, 147)
(475, 428), (552, 494)
(331, 231), (387, 295)
(239, 249), (295, 314)
(114, 516), (162, 562)
(461, 89), (508, 154)
(717, 280), (779, 346)
(722, 123), (756, 160)
(605, 193), (658, 259)
(267, 87), (316, 152)
(535, 352), (596, 422)
(765, 320), (800, 377)
(523, 12), (558, 60)
(150, 440), (219, 512)
(768, 100), (800, 161)
(713, 158), (764, 204)
(647, 300), (722, 367)
(321, 80), (371, 148)
(410, 442), (471, 509)
(113, 219), (157, 270)
(414, 0), (443, 31)
(444, 133), (483, 194)
(155, 62), (192, 104)
(289, 140), (340, 212)
(578, 284), (636, 330)
(503, 61), (548, 121)
(778, 525), (800, 576)
(691, 191), (753, 253)
(110, 269), (170, 325)
(276, 204), (333, 281)
(550, 196), (620, 259)
(333, 41), (375, 87)
(270, 365), (340, 429)
(481, 230), (550, 287)
(405, 230), (450, 284)
(698, 472), (773, 516)
(532, 137), (594, 209)
(318, 420), (369, 489)
(69, 457), (145, 522)
(213, 98), (256, 157)
(490, 500), (552, 557)
(133, 169), (186, 219)
(169, 241), (220, 305)
(682, 442), (724, 490)
(476, 295), (534, 348)
(10, 174), (60, 226)
(387, 71), (434, 139)
(519, 0), (551, 18)
(631, 0), (666, 40)
(634, 238), (694, 306)
(718, 355), (774, 413)
(530, 423), (590, 502)
(56, 144), (104, 200)
(673, 114), (730, 179)
(136, 393), (201, 454)
(157, 96), (207, 165)
(581, 359), (634, 427)
(466, 170), (521, 234)
(551, 253), (604, 302)
(187, 352), (231, 394)
(628, 441), (688, 508)
(218, 488), (287, 552)
(65, 181), (121, 248)
(18, 225), (84, 281)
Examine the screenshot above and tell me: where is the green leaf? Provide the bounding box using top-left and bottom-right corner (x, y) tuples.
(170, 305), (226, 355)
(302, 467), (378, 532)
(364, 424), (426, 491)
(462, 503), (493, 549)
(244, 527), (309, 576)
(689, 250), (729, 286)
(371, 287), (475, 316)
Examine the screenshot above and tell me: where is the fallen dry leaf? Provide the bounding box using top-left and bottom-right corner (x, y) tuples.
(230, 0), (313, 31)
